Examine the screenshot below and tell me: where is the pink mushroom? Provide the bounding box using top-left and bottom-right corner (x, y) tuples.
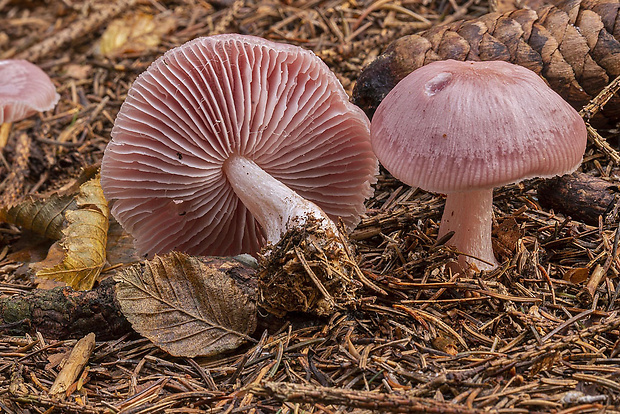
(371, 60), (587, 272)
(0, 59), (60, 124)
(101, 34), (377, 257)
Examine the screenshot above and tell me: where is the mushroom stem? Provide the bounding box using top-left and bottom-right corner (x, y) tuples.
(223, 155), (339, 245)
(438, 189), (498, 271)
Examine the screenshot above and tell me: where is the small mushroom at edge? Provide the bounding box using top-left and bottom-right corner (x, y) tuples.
(0, 59), (60, 145)
(370, 59), (587, 272)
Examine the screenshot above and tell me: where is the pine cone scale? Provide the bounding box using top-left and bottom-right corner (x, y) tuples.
(353, 0), (620, 126)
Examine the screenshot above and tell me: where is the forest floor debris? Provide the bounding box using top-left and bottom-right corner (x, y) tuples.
(1, 0), (620, 412)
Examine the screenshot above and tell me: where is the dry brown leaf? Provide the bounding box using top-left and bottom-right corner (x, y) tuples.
(0, 193), (77, 240)
(492, 217), (524, 262)
(98, 13), (175, 58)
(105, 218), (140, 266)
(530, 350), (561, 376)
(431, 335), (458, 356)
(563, 267), (590, 284)
(45, 349), (71, 371)
(36, 176), (109, 291)
(31, 242), (71, 290)
(6, 235), (54, 265)
(64, 64), (92, 80)
(114, 252), (257, 357)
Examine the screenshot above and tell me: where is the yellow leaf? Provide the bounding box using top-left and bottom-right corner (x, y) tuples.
(36, 176), (109, 291)
(98, 13), (175, 58)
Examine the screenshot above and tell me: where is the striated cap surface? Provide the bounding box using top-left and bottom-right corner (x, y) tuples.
(0, 60), (60, 124)
(371, 59), (587, 194)
(101, 34), (377, 257)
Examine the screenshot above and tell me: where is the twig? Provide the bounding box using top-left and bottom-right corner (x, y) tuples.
(540, 309), (593, 343)
(579, 74), (620, 120)
(16, 0), (139, 62)
(577, 265), (607, 305)
(212, 0), (244, 35)
(250, 381), (491, 414)
(584, 123), (620, 165)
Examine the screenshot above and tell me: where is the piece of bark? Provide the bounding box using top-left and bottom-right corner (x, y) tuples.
(353, 0), (620, 125)
(0, 277), (131, 340)
(537, 172), (618, 225)
(49, 332), (96, 397)
(251, 381), (487, 414)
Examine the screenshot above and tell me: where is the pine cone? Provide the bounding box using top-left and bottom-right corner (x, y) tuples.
(353, 0), (620, 125)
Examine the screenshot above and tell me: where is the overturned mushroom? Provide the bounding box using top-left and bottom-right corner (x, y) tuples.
(371, 60), (587, 272)
(101, 34), (377, 258)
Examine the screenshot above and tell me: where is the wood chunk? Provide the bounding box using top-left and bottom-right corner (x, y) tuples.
(49, 332), (96, 397)
(537, 172), (617, 225)
(0, 277), (130, 340)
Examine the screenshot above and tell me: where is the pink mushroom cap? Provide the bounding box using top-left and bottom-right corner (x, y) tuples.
(101, 34), (378, 257)
(371, 59), (587, 194)
(0, 60), (60, 124)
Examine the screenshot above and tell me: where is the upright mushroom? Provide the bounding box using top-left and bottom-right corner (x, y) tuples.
(370, 60), (587, 271)
(0, 59), (60, 124)
(101, 34), (378, 258)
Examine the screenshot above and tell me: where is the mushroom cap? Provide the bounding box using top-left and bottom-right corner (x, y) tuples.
(101, 34), (377, 257)
(0, 59), (60, 124)
(371, 59), (587, 194)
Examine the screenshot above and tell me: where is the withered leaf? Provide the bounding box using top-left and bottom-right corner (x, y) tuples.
(64, 64), (92, 80)
(0, 193), (76, 240)
(563, 267), (590, 284)
(492, 217), (524, 261)
(105, 218), (140, 266)
(530, 350), (561, 376)
(36, 176), (109, 291)
(0, 164), (99, 240)
(114, 252), (257, 358)
(431, 335), (458, 356)
(98, 13), (175, 58)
